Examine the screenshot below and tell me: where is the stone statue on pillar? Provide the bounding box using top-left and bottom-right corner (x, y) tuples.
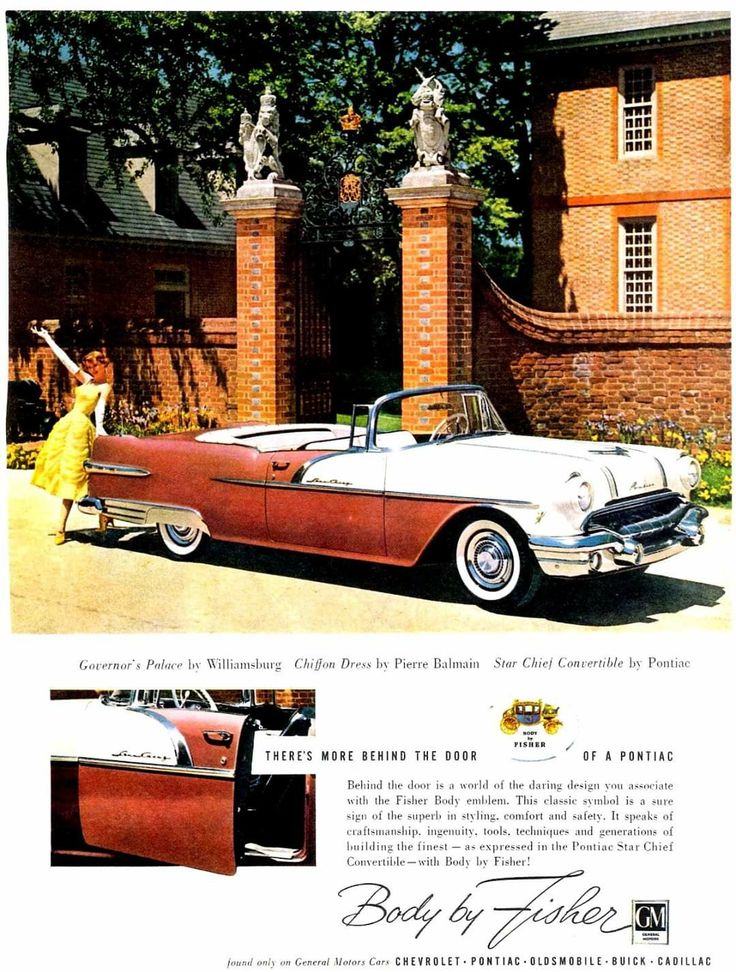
(410, 70), (451, 168)
(239, 87), (285, 181)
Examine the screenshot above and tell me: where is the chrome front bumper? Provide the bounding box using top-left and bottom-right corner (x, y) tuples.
(528, 504), (707, 579)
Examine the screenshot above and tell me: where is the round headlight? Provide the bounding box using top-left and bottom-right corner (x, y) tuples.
(679, 456), (701, 490)
(576, 480), (594, 512)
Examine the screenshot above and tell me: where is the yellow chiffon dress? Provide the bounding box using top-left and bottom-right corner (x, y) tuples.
(31, 383), (102, 501)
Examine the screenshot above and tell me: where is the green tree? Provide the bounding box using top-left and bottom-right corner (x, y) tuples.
(8, 10), (550, 402)
(8, 9), (546, 286)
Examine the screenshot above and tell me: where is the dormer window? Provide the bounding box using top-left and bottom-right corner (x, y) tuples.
(57, 129), (88, 207)
(155, 154), (179, 219)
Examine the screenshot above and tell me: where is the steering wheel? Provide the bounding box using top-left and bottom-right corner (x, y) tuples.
(179, 690), (204, 709)
(430, 412), (468, 441)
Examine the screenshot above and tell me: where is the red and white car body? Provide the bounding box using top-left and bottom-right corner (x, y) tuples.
(81, 385), (707, 608)
(51, 690), (315, 874)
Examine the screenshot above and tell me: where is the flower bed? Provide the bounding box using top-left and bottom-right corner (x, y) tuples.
(7, 400), (218, 469)
(585, 416), (731, 507)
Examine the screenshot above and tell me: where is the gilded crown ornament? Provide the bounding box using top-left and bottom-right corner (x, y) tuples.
(339, 106), (362, 131)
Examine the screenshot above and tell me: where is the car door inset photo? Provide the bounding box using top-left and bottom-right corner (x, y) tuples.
(50, 689), (316, 874)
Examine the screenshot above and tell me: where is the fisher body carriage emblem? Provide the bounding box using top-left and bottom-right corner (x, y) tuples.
(492, 697), (574, 762)
(500, 699), (563, 734)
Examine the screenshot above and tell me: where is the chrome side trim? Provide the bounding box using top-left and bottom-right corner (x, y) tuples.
(282, 479), (539, 509)
(268, 479), (384, 498)
(211, 477), (264, 487)
(388, 491), (538, 510)
(76, 758), (236, 781)
(209, 475), (538, 509)
(84, 461), (151, 477)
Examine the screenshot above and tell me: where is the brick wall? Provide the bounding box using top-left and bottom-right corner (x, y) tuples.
(531, 40), (730, 312)
(9, 320), (238, 424)
(536, 198), (730, 313)
(474, 269), (731, 442)
(12, 268), (730, 448)
(254, 689), (316, 710)
(10, 233), (235, 323)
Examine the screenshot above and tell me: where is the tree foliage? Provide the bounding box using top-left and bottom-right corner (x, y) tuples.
(8, 9), (547, 287)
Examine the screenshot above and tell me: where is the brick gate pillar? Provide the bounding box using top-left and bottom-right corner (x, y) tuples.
(222, 182), (304, 423)
(387, 171), (485, 430)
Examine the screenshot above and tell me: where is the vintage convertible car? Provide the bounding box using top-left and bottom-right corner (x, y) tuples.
(80, 384), (707, 608)
(51, 689), (315, 874)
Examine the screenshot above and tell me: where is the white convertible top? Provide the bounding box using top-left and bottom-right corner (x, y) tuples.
(195, 424), (416, 452)
(196, 423), (352, 451)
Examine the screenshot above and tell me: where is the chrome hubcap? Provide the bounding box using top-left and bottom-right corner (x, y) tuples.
(467, 533), (514, 590)
(167, 524), (198, 547)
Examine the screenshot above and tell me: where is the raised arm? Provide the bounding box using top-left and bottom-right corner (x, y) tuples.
(31, 325), (84, 381)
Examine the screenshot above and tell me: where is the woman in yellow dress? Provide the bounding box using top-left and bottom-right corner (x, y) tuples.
(30, 325), (112, 544)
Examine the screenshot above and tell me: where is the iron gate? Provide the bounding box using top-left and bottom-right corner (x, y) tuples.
(295, 109), (400, 421)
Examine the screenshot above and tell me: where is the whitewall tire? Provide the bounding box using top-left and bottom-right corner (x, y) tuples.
(454, 517), (540, 608)
(157, 522), (210, 560)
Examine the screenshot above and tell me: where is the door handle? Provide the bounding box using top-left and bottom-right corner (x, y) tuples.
(203, 730), (233, 746)
(271, 460), (290, 471)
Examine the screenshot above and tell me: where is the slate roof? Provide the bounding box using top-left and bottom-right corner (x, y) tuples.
(540, 10), (730, 49)
(9, 73), (235, 248)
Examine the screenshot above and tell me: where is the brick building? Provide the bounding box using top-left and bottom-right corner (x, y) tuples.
(9, 76), (236, 327)
(8, 74), (239, 420)
(530, 10), (730, 314)
(7, 15), (731, 442)
(471, 11), (731, 442)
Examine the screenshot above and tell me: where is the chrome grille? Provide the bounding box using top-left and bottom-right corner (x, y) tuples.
(585, 492), (688, 544)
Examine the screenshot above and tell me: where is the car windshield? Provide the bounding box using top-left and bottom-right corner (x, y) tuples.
(102, 690), (135, 706)
(100, 689), (218, 709)
(372, 387), (506, 443)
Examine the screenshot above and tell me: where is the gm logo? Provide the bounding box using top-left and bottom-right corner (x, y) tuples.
(632, 900), (669, 944)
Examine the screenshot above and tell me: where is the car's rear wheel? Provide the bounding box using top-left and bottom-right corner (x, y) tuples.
(157, 522), (210, 560)
(454, 517), (541, 609)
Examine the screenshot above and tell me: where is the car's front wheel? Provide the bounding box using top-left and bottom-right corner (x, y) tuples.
(157, 522), (210, 560)
(454, 517), (541, 609)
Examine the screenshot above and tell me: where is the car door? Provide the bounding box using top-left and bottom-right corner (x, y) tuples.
(264, 448), (387, 556)
(76, 707), (254, 875)
(199, 443), (273, 544)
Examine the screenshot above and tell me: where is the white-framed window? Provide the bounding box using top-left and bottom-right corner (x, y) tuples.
(619, 218), (656, 313)
(154, 266), (189, 321)
(619, 66), (655, 157)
